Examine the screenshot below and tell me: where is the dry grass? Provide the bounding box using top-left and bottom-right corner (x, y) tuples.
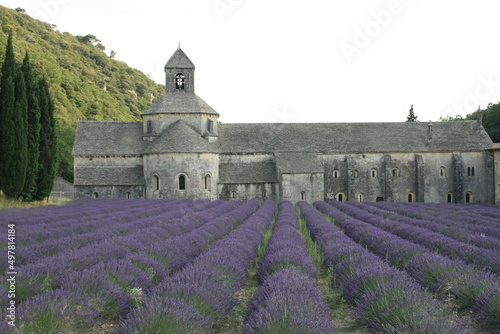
(0, 194), (70, 209)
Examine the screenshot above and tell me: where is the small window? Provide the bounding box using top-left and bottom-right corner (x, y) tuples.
(179, 174), (186, 190)
(440, 167), (446, 177)
(447, 193), (453, 203)
(175, 73), (185, 89)
(208, 119), (214, 134)
(465, 191), (473, 203)
(371, 168), (378, 178)
(301, 191), (306, 201)
(231, 191), (237, 200)
(376, 196), (384, 202)
(471, 167), (475, 177)
(337, 193), (345, 202)
(468, 167), (475, 177)
(93, 192), (99, 199)
(392, 168), (400, 177)
(408, 193), (414, 203)
(262, 189), (267, 198)
(204, 174), (211, 191)
(153, 174), (160, 191)
(147, 120), (152, 133)
(358, 193), (364, 202)
(354, 170), (359, 178)
(333, 170), (340, 178)
(126, 192), (131, 199)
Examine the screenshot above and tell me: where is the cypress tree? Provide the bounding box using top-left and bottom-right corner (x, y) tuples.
(0, 33), (28, 198)
(20, 52), (41, 200)
(406, 104), (418, 122)
(34, 78), (57, 200)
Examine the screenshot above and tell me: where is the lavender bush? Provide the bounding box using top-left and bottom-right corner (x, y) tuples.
(243, 201), (334, 333)
(300, 201), (470, 333)
(118, 200), (276, 333)
(315, 200), (500, 331)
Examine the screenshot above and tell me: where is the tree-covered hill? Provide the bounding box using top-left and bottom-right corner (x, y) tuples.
(440, 103), (500, 143)
(0, 5), (165, 182)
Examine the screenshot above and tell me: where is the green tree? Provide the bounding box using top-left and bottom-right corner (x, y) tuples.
(0, 33), (28, 198)
(482, 103), (500, 142)
(21, 52), (41, 200)
(34, 78), (57, 200)
(406, 104), (418, 122)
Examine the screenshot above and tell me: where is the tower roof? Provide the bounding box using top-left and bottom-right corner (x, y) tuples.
(165, 47), (195, 69)
(141, 93), (219, 116)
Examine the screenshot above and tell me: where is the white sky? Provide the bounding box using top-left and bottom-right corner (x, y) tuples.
(1, 0), (500, 124)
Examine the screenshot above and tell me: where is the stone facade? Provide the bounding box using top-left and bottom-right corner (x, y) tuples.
(72, 47), (499, 204)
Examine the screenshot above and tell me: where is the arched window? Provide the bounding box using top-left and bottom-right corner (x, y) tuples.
(358, 193), (364, 202)
(447, 192), (453, 203)
(231, 191), (237, 200)
(204, 174), (211, 191)
(440, 167), (446, 177)
(337, 193), (345, 202)
(153, 174), (160, 191)
(333, 170), (340, 179)
(408, 193), (414, 203)
(465, 191), (473, 203)
(262, 189), (267, 198)
(301, 191), (307, 201)
(179, 174), (186, 190)
(93, 192), (99, 199)
(392, 168), (400, 177)
(126, 192), (131, 199)
(175, 73), (185, 90)
(371, 168), (378, 178)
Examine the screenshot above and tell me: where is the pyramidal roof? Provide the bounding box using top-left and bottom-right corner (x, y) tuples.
(165, 46), (195, 69)
(144, 120), (219, 154)
(141, 93), (219, 116)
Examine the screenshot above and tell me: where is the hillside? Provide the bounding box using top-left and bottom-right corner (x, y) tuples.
(0, 5), (165, 182)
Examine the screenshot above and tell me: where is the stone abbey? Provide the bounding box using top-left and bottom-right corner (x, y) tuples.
(73, 47), (500, 204)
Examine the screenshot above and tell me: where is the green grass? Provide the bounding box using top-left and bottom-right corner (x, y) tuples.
(295, 205), (369, 334)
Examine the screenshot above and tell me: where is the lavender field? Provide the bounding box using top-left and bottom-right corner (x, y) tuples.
(0, 198), (499, 333)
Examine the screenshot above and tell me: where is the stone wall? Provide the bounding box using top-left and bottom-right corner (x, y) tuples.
(280, 173), (324, 203)
(143, 152), (219, 199)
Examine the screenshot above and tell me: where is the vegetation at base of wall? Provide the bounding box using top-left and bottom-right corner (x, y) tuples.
(0, 193), (69, 209)
(0, 5), (165, 182)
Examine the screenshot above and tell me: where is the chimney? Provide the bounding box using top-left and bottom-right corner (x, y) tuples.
(476, 106), (483, 126)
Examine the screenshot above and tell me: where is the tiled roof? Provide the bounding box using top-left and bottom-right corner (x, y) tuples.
(74, 166), (144, 186)
(219, 161), (278, 183)
(141, 93), (219, 116)
(218, 121), (493, 153)
(144, 120), (220, 154)
(164, 47), (195, 69)
(72, 121), (143, 156)
(275, 152), (323, 173)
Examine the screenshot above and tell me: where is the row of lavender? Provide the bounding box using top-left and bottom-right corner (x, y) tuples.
(1, 199), (261, 332)
(366, 201), (500, 249)
(242, 201), (334, 333)
(118, 200), (276, 333)
(299, 201), (471, 333)
(0, 198), (218, 268)
(333, 201), (500, 273)
(315, 201), (500, 331)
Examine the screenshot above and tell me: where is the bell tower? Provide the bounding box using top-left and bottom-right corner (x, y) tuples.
(164, 45), (195, 94)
